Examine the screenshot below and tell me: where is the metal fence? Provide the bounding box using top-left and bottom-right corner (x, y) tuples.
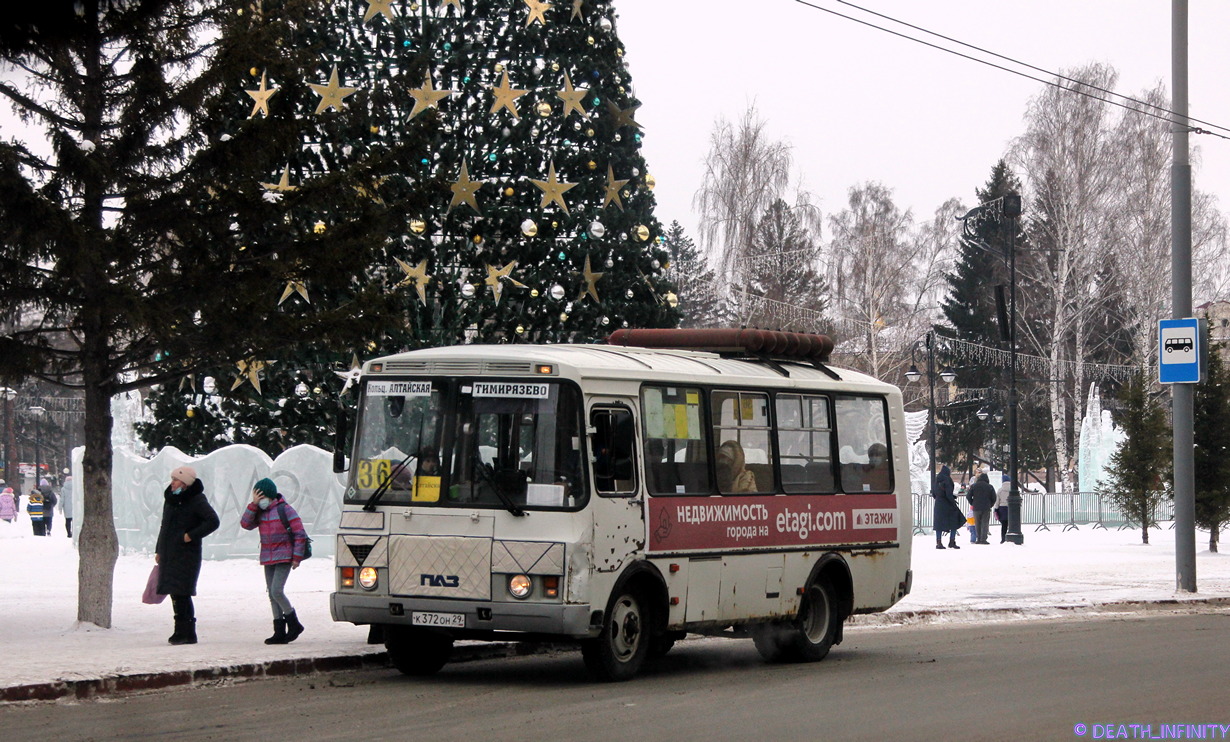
(911, 491), (1176, 533)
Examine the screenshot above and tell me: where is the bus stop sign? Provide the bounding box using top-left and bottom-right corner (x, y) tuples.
(1158, 318), (1202, 384)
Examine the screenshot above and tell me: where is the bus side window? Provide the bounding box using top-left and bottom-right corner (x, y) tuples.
(835, 396), (892, 493)
(591, 408), (636, 495)
(641, 386), (711, 495)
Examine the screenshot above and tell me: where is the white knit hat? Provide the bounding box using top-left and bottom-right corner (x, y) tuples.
(170, 465), (197, 486)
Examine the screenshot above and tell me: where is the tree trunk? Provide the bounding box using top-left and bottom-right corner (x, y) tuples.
(1211, 527), (1220, 554)
(77, 345), (119, 628)
(1140, 512), (1150, 545)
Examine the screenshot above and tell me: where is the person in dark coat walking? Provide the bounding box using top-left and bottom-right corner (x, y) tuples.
(966, 472), (997, 544)
(932, 465), (963, 549)
(38, 478), (57, 536)
(240, 478), (309, 645)
(155, 465), (220, 645)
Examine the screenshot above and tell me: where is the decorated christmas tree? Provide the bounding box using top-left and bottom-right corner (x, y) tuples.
(140, 0), (677, 455)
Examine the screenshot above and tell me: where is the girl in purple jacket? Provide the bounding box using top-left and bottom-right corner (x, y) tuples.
(240, 478), (308, 644)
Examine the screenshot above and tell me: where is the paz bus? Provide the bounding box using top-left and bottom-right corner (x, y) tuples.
(330, 328), (913, 681)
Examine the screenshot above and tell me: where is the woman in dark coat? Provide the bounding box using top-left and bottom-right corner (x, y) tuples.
(931, 465), (963, 550)
(155, 465), (220, 645)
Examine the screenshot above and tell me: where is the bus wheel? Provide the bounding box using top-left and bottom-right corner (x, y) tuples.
(753, 577), (838, 663)
(582, 589), (650, 681)
(385, 626), (453, 676)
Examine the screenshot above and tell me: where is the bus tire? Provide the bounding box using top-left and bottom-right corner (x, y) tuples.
(752, 577), (838, 663)
(581, 588), (650, 681)
(385, 626), (453, 676)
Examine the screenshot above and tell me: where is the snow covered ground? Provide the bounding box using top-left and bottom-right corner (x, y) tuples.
(3, 513), (1229, 692)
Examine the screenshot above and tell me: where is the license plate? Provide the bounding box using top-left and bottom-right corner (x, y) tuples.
(411, 611), (465, 628)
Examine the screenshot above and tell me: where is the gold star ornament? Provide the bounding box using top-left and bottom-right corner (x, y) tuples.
(439, 0), (462, 11)
(485, 261), (528, 304)
(602, 165), (630, 211)
(334, 355), (363, 394)
(447, 159), (485, 213)
(231, 359), (269, 395)
(261, 166), (298, 193)
(530, 160), (578, 213)
(579, 255), (603, 302)
(395, 258), (432, 305)
(244, 70), (278, 118)
(523, 0), (551, 26)
(408, 72), (453, 119)
(489, 69), (529, 118)
(555, 72), (588, 118)
(362, 0), (395, 22)
(605, 100), (641, 129)
(571, 0), (584, 20)
(308, 65), (359, 115)
(279, 281), (309, 305)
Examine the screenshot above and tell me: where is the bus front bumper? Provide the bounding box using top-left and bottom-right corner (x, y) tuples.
(331, 592), (597, 639)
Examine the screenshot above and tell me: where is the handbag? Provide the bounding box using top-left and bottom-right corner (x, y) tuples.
(142, 564), (166, 604)
(276, 502), (312, 560)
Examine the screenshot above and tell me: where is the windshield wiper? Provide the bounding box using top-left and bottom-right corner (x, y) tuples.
(362, 449), (416, 512)
(478, 464), (526, 517)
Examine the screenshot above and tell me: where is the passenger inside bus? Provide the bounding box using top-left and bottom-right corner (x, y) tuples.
(716, 440), (758, 494)
(851, 442), (891, 492)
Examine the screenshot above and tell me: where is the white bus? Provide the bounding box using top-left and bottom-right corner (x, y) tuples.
(330, 329), (913, 681)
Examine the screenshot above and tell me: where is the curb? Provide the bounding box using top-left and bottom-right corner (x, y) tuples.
(0, 641), (551, 705)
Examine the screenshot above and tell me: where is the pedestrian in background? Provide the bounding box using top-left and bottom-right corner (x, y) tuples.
(996, 476), (1012, 544)
(38, 478), (57, 537)
(60, 471), (74, 538)
(966, 472), (997, 545)
(932, 465), (963, 549)
(240, 478), (309, 645)
(155, 465), (220, 645)
(0, 487), (16, 524)
(26, 490), (45, 535)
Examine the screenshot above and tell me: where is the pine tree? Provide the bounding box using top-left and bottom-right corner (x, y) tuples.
(0, 0), (426, 627)
(139, 0), (677, 456)
(661, 221), (723, 328)
(1194, 342), (1230, 551)
(745, 199), (827, 333)
(936, 161), (1020, 472)
(1096, 373), (1172, 544)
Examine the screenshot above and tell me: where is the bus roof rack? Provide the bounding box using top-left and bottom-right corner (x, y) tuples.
(605, 328), (835, 364)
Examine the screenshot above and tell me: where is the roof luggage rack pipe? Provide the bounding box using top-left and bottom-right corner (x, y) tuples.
(606, 328), (836, 364)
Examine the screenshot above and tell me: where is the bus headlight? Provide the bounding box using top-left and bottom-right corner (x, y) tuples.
(508, 574), (532, 599)
(358, 567), (379, 590)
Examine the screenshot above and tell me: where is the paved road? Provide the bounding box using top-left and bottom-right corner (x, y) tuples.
(5, 608), (1230, 741)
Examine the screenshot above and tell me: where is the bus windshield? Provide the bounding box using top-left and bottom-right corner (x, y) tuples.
(348, 378), (587, 511)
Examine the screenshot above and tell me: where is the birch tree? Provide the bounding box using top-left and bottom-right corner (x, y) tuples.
(1012, 64), (1121, 488)
(694, 104), (820, 320)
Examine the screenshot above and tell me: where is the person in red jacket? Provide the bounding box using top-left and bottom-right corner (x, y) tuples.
(240, 477), (309, 645)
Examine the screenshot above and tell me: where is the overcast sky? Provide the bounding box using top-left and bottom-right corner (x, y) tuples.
(617, 0), (1230, 251)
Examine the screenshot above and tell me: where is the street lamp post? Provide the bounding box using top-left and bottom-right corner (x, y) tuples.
(905, 331), (955, 495)
(29, 405), (46, 487)
(1, 387), (16, 484)
(958, 194), (1024, 545)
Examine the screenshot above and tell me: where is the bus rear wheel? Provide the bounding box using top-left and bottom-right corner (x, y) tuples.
(385, 626), (453, 676)
(582, 589), (650, 681)
(752, 577), (839, 663)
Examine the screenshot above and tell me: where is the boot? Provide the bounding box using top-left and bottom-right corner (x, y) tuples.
(169, 618), (197, 645)
(935, 542), (946, 550)
(265, 619), (288, 645)
(285, 611), (304, 643)
(947, 540), (961, 549)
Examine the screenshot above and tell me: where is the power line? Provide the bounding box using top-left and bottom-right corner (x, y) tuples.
(790, 0), (1230, 141)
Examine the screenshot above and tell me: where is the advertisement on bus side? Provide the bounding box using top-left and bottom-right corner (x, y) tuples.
(647, 493), (898, 551)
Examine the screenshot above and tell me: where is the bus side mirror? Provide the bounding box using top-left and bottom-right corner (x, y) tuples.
(333, 400), (349, 473)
